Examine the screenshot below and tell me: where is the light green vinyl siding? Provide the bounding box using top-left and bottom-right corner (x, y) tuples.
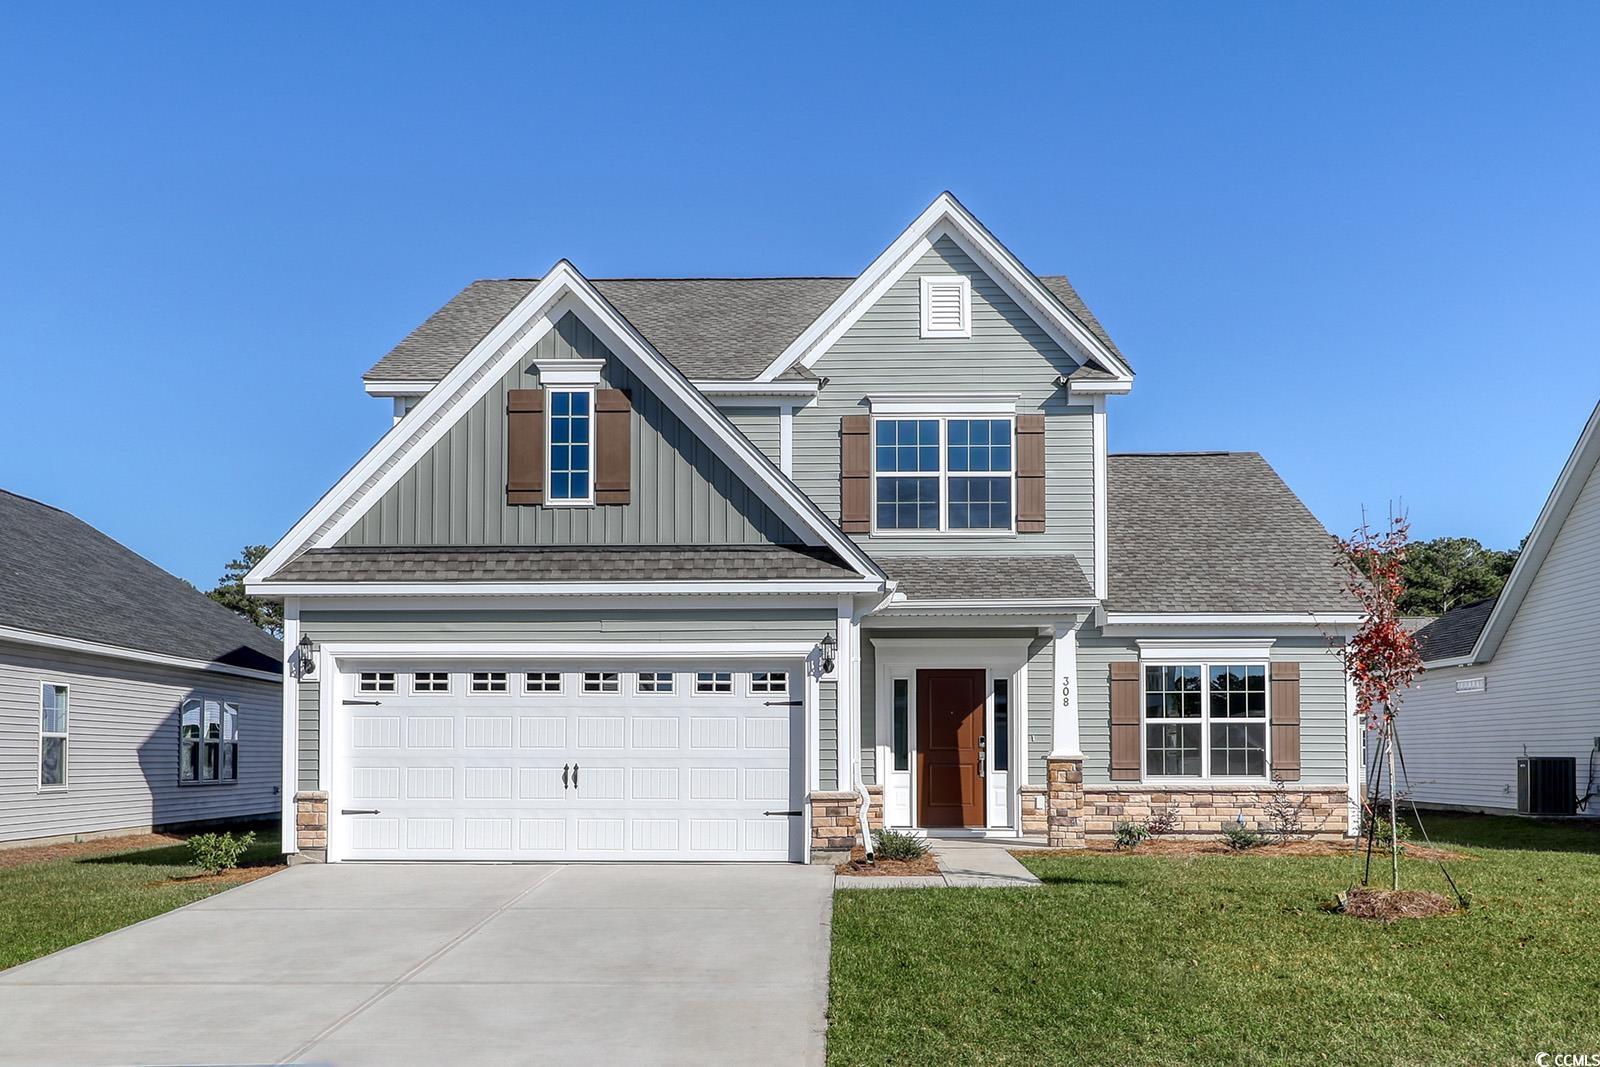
(1074, 627), (1350, 786)
(724, 406), (781, 466)
(791, 236), (1096, 579)
(339, 312), (798, 548)
(1027, 633), (1053, 781)
(818, 681), (838, 790)
(295, 608), (833, 791)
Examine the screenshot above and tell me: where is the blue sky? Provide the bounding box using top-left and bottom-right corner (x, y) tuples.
(3, 3), (1597, 586)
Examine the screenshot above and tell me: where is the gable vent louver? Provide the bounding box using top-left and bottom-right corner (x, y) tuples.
(920, 276), (971, 338)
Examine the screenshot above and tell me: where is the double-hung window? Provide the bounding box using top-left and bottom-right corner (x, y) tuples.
(873, 417), (1014, 533)
(40, 684), (68, 789)
(1144, 663), (1267, 778)
(181, 698), (239, 784)
(547, 388), (593, 504)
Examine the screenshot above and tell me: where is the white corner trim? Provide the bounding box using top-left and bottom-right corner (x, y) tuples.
(1136, 637), (1276, 662)
(869, 393), (1019, 416)
(0, 625), (281, 683)
(779, 404), (795, 476)
(247, 261), (886, 587)
(754, 192), (1135, 385)
(363, 379), (436, 397)
(919, 275), (971, 338)
(280, 600), (300, 854)
(1091, 397), (1108, 601)
(533, 358), (606, 386)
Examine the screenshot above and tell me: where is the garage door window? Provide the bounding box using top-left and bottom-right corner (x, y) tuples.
(582, 671), (621, 694)
(637, 671), (674, 694)
(696, 671), (734, 694)
(525, 672), (562, 694)
(412, 672), (450, 694)
(470, 672), (508, 694)
(181, 698), (239, 785)
(359, 672), (396, 693)
(750, 671), (787, 695)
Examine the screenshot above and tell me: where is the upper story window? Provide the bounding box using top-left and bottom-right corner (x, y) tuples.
(919, 276), (971, 338)
(873, 417), (1014, 533)
(1144, 663), (1267, 779)
(547, 389), (593, 504)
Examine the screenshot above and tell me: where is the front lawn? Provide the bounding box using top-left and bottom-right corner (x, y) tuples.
(828, 814), (1600, 1065)
(0, 823), (281, 970)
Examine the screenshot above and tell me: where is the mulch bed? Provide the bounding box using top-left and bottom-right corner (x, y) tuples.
(1055, 838), (1466, 861)
(1335, 885), (1461, 922)
(0, 832), (190, 869)
(838, 845), (941, 877)
(144, 864), (284, 889)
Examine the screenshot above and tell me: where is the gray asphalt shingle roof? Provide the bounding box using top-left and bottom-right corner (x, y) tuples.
(0, 490), (281, 673)
(1106, 453), (1356, 614)
(886, 555), (1093, 601)
(269, 545), (860, 584)
(1412, 597), (1496, 663)
(365, 274), (1123, 384)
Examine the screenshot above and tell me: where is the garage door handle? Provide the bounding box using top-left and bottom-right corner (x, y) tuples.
(572, 763), (579, 791)
(763, 810), (802, 817)
(562, 764), (569, 790)
(341, 808), (381, 815)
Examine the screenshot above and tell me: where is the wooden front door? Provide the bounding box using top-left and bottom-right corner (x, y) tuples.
(916, 669), (986, 828)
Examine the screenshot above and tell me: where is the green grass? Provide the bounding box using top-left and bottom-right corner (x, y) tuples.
(827, 814), (1600, 1066)
(0, 824), (280, 971)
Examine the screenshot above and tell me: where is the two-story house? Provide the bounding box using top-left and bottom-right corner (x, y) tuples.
(247, 194), (1360, 863)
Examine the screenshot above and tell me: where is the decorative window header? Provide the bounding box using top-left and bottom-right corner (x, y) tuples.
(533, 358), (606, 387)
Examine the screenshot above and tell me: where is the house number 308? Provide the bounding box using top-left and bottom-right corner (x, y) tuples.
(1060, 678), (1072, 707)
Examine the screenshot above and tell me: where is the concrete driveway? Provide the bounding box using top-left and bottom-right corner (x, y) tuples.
(0, 862), (835, 1066)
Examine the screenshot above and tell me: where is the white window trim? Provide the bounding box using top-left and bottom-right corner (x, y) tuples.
(919, 275), (971, 339)
(178, 695), (241, 787)
(870, 415), (1017, 537)
(468, 671), (510, 694)
(524, 671), (564, 694)
(1140, 659), (1272, 783)
(38, 681), (68, 791)
(411, 671), (451, 695)
(545, 385), (596, 508)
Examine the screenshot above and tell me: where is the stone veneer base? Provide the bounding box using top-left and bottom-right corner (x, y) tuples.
(294, 790), (329, 859)
(1082, 783), (1351, 840)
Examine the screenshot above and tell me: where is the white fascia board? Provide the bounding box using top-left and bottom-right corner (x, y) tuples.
(1136, 637), (1276, 662)
(1104, 612), (1363, 626)
(249, 579), (885, 598)
(1420, 655), (1474, 670)
(875, 598), (1100, 614)
(282, 592), (862, 614)
(363, 379), (436, 397)
(869, 393), (1020, 416)
(1470, 398), (1600, 664)
(249, 261), (886, 587)
(694, 380), (819, 399)
(0, 625), (281, 683)
(755, 192), (1135, 386)
(1068, 379), (1135, 396)
(318, 640), (818, 662)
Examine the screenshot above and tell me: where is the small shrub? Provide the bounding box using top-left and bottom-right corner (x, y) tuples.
(1113, 820), (1152, 850)
(1357, 798), (1413, 855)
(1262, 776), (1306, 843)
(1220, 821), (1266, 851)
(1145, 804), (1180, 837)
(188, 830), (256, 875)
(871, 828), (928, 862)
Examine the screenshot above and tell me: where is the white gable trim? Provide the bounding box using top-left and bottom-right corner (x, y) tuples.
(248, 262), (886, 586)
(754, 192), (1135, 385)
(1468, 399), (1600, 665)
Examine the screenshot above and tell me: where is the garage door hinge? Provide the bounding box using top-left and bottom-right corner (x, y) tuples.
(342, 699), (383, 706)
(763, 700), (803, 707)
(762, 810), (803, 817)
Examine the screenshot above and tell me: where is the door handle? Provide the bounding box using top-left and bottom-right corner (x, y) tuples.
(978, 734), (987, 779)
(572, 763), (579, 791)
(562, 764), (569, 790)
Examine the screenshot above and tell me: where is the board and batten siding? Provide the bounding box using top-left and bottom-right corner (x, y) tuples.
(338, 312), (797, 549)
(791, 237), (1097, 579)
(1074, 629), (1350, 787)
(1398, 457), (1600, 813)
(295, 608), (835, 792)
(0, 642), (280, 845)
(723, 406), (782, 467)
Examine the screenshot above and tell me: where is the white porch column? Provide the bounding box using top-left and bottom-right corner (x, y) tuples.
(280, 598), (300, 855)
(1048, 619), (1084, 760)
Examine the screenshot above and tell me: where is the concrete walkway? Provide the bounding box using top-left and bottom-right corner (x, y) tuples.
(0, 863), (835, 1066)
(836, 837), (1043, 889)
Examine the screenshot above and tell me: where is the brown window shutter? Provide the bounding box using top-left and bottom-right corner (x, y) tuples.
(506, 389), (544, 505)
(840, 415), (871, 533)
(1016, 413), (1046, 533)
(595, 389), (632, 505)
(1109, 660), (1142, 781)
(1270, 661), (1302, 782)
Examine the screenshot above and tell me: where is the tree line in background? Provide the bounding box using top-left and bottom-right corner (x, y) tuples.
(195, 532), (1522, 641)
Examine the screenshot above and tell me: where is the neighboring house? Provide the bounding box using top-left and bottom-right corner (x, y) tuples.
(0, 490), (282, 847)
(247, 193), (1360, 864)
(1401, 400), (1600, 817)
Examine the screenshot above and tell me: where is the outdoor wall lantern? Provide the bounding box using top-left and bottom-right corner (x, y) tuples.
(296, 633), (316, 679)
(819, 633), (836, 674)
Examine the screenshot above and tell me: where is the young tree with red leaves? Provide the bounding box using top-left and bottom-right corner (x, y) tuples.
(1334, 511), (1425, 890)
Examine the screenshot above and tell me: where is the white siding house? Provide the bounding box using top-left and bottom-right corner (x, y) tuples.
(0, 489), (282, 847)
(1401, 402), (1600, 816)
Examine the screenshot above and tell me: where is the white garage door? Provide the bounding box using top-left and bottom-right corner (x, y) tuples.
(331, 663), (805, 862)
